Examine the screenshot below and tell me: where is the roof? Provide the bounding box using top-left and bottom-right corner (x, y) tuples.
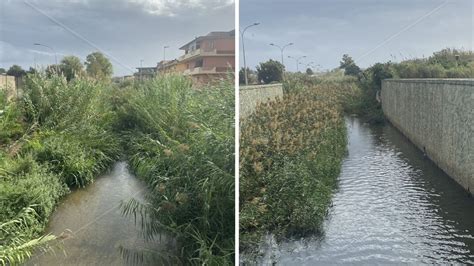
(179, 30), (235, 50)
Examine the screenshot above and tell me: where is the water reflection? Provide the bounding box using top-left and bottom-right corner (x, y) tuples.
(28, 162), (174, 266)
(258, 117), (474, 265)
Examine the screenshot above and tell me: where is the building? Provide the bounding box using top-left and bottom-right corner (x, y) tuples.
(178, 30), (235, 83)
(157, 59), (187, 74)
(134, 67), (156, 80)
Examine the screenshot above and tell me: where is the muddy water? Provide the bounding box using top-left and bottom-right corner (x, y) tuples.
(258, 117), (474, 265)
(28, 162), (173, 266)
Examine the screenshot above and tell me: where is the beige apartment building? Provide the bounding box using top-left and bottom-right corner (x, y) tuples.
(134, 30), (235, 84)
(177, 30), (235, 83)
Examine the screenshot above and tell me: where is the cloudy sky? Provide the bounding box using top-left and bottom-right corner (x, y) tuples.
(0, 0), (234, 76)
(240, 0), (473, 72)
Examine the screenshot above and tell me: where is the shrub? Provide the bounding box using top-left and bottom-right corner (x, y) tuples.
(256, 59), (284, 84)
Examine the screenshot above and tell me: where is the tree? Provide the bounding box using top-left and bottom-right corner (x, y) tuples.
(6, 65), (26, 78)
(239, 67), (257, 85)
(85, 52), (113, 80)
(0, 68), (5, 74)
(340, 54), (361, 76)
(256, 59), (284, 84)
(27, 67), (37, 75)
(371, 63), (393, 90)
(239, 67), (247, 85)
(59, 56), (84, 81)
(306, 68), (314, 75)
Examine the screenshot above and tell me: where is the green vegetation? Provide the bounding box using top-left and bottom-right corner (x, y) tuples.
(256, 59), (284, 84)
(6, 65), (26, 78)
(85, 52), (114, 81)
(337, 48), (474, 123)
(118, 76), (235, 264)
(240, 78), (358, 256)
(0, 71), (234, 265)
(0, 73), (119, 265)
(58, 56), (85, 81)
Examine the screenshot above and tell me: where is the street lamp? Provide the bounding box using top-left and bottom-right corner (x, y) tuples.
(163, 45), (170, 61)
(241, 22), (260, 85)
(288, 55), (306, 72)
(33, 43), (57, 65)
(269, 42), (293, 66)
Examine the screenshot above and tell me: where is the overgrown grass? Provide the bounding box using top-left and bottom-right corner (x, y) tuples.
(240, 81), (353, 257)
(116, 75), (235, 265)
(0, 73), (120, 265)
(1, 73), (235, 265)
(348, 48), (474, 123)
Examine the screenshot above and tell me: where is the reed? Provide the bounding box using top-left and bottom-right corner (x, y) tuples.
(240, 80), (353, 255)
(118, 75), (235, 265)
(0, 73), (120, 264)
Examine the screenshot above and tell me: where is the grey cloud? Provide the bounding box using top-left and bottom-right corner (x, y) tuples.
(240, 0), (473, 72)
(0, 0), (235, 75)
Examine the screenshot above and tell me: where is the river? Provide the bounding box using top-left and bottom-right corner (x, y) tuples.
(258, 116), (474, 265)
(28, 162), (174, 265)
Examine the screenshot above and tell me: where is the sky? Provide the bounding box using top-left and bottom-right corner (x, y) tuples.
(240, 0), (473, 72)
(0, 0), (234, 76)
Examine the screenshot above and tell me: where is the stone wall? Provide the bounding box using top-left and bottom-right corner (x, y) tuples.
(239, 84), (283, 118)
(381, 79), (473, 194)
(0, 75), (17, 101)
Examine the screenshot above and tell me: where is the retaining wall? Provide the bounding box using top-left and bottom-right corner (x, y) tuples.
(239, 84), (283, 118)
(381, 79), (473, 194)
(0, 75), (17, 101)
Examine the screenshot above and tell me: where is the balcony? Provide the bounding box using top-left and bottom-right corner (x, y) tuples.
(183, 66), (234, 75)
(178, 48), (235, 61)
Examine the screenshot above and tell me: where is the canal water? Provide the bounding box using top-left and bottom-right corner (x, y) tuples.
(28, 162), (174, 266)
(259, 116), (474, 264)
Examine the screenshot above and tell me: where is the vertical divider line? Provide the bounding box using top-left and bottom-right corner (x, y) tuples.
(234, 0), (240, 264)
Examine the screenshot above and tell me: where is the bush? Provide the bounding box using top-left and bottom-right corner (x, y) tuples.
(256, 59), (284, 84)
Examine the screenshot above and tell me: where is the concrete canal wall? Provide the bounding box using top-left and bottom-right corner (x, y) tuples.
(239, 84), (283, 118)
(381, 79), (473, 194)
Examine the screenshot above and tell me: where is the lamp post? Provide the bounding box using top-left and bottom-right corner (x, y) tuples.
(288, 55), (306, 72)
(163, 45), (170, 61)
(269, 42), (293, 66)
(241, 22), (260, 85)
(295, 55), (306, 72)
(33, 43), (57, 65)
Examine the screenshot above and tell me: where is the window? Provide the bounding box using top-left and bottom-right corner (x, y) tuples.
(195, 59), (203, 68)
